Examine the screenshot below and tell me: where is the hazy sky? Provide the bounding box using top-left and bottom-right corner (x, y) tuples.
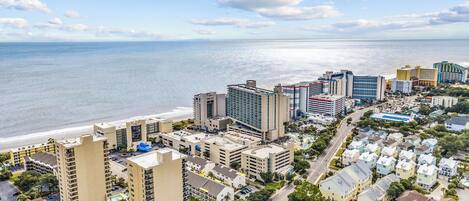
(1, 0), (469, 41)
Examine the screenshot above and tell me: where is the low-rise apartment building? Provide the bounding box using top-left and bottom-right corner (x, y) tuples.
(159, 130), (210, 155)
(210, 164), (246, 189)
(319, 161), (372, 201)
(94, 117), (172, 150)
(431, 96), (458, 108)
(187, 171), (234, 201)
(186, 156), (215, 173)
(241, 144), (293, 181)
(201, 135), (249, 167)
(127, 148), (187, 201)
(9, 138), (56, 166)
(24, 152), (57, 175)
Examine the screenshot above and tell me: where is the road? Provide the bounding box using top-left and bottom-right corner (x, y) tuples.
(0, 180), (19, 201)
(270, 106), (377, 201)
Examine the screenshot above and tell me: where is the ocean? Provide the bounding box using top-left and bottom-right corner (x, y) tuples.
(1, 39), (469, 141)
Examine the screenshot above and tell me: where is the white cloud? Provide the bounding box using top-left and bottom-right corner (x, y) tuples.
(217, 0), (341, 20)
(0, 18), (28, 28)
(194, 29), (216, 35)
(190, 18), (275, 28)
(256, 5), (341, 20)
(305, 1), (469, 33)
(95, 26), (177, 40)
(64, 10), (81, 18)
(48, 18), (63, 25)
(0, 0), (50, 13)
(63, 24), (88, 32)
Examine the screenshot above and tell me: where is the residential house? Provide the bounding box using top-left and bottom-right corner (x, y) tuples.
(348, 140), (367, 153)
(399, 150), (417, 162)
(417, 164), (438, 189)
(319, 161), (372, 201)
(438, 158), (459, 178)
(359, 152), (379, 169)
(388, 133), (404, 143)
(415, 145), (432, 156)
(421, 139), (438, 152)
(357, 174), (400, 201)
(397, 142), (414, 152)
(381, 146), (397, 158)
(396, 160), (417, 179)
(376, 156), (396, 176)
(418, 154), (436, 166)
(383, 139), (398, 148)
(396, 190), (437, 201)
(365, 143), (381, 155)
(404, 135), (421, 146)
(342, 149), (361, 166)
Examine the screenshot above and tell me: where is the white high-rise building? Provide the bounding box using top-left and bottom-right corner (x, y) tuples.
(193, 92), (226, 131)
(308, 94), (346, 116)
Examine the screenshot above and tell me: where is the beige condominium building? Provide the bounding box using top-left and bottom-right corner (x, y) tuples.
(193, 92), (229, 132)
(9, 138), (56, 166)
(159, 130), (211, 155)
(55, 134), (112, 201)
(94, 117), (173, 150)
(201, 135), (247, 167)
(226, 80), (289, 141)
(127, 148), (187, 201)
(241, 144), (294, 180)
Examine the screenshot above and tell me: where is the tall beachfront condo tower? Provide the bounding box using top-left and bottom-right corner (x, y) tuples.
(55, 134), (112, 201)
(193, 92), (227, 130)
(352, 75), (386, 100)
(396, 65), (438, 87)
(127, 148), (187, 201)
(280, 81), (323, 119)
(226, 80), (289, 141)
(434, 61), (468, 83)
(321, 70), (354, 97)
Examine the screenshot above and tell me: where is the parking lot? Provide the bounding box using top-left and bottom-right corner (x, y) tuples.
(0, 180), (19, 201)
(235, 185), (259, 200)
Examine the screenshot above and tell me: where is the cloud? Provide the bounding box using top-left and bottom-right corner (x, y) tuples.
(35, 18), (88, 32)
(194, 29), (216, 35)
(190, 18), (275, 28)
(0, 0), (50, 13)
(305, 1), (469, 33)
(95, 26), (177, 40)
(217, 0), (341, 20)
(0, 18), (28, 28)
(64, 10), (81, 18)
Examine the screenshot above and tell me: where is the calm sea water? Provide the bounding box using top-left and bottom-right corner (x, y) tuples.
(1, 39), (469, 138)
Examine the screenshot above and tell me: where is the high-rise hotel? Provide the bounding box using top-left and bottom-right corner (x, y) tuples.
(396, 65), (438, 87)
(226, 80), (289, 141)
(434, 61), (468, 83)
(193, 92), (229, 132)
(126, 148), (188, 201)
(55, 134), (112, 201)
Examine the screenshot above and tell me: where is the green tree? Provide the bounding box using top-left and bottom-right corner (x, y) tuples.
(0, 153), (11, 164)
(288, 181), (325, 201)
(387, 182), (406, 200)
(260, 171), (274, 184)
(230, 161), (241, 170)
(246, 189), (274, 201)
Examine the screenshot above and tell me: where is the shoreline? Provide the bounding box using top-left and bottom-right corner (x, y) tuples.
(0, 107), (193, 152)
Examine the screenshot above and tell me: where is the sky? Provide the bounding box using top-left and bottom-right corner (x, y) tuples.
(1, 0), (469, 41)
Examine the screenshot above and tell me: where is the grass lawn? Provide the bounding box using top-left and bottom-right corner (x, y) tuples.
(265, 181), (285, 191)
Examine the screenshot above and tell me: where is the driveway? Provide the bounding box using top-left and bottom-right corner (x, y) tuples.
(0, 180), (19, 201)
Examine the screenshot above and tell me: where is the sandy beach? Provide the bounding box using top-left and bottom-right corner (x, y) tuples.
(0, 107), (193, 152)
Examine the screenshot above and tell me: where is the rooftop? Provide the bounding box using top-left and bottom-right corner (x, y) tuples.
(186, 156), (210, 168)
(242, 144), (288, 159)
(164, 130), (211, 143)
(396, 160), (416, 171)
(359, 152), (378, 161)
(187, 171), (227, 197)
(25, 152), (57, 167)
(203, 135), (247, 151)
(396, 190), (435, 201)
(446, 116), (469, 126)
(212, 164), (239, 179)
(127, 148), (185, 169)
(370, 113), (413, 123)
(309, 94), (345, 101)
(56, 134), (107, 148)
(358, 174), (399, 201)
(417, 164), (437, 176)
(320, 161), (371, 195)
(377, 156), (396, 166)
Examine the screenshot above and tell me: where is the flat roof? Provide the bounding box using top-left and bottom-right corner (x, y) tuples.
(127, 148), (184, 169)
(56, 134), (107, 148)
(242, 144), (287, 159)
(370, 113), (413, 122)
(203, 136), (246, 151)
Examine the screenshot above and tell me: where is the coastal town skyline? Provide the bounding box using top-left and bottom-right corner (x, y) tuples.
(1, 0), (469, 41)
